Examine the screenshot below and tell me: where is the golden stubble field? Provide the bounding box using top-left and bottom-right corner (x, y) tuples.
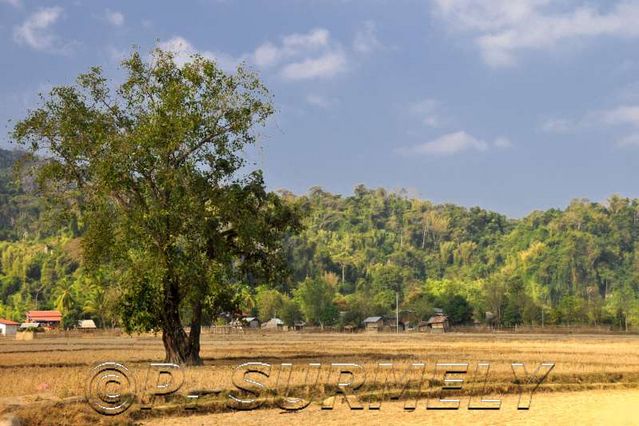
(1, 331), (639, 425)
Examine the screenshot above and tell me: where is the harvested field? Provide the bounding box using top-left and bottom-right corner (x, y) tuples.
(0, 332), (638, 425)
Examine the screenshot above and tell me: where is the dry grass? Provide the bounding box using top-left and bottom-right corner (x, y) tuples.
(1, 331), (639, 425)
(141, 389), (639, 426)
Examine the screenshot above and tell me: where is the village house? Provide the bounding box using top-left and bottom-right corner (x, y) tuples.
(0, 318), (19, 336)
(383, 318), (406, 332)
(78, 319), (97, 330)
(417, 320), (430, 332)
(426, 313), (450, 333)
(261, 317), (284, 330)
(26, 310), (62, 328)
(362, 316), (384, 332)
(242, 317), (260, 329)
(291, 321), (305, 331)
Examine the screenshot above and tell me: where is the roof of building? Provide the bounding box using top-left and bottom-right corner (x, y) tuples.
(262, 318), (284, 326)
(27, 310), (62, 321)
(426, 315), (449, 325)
(363, 316), (383, 323)
(243, 317), (258, 323)
(78, 319), (97, 329)
(0, 318), (19, 326)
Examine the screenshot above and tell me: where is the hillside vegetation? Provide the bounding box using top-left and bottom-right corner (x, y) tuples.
(1, 148), (638, 329)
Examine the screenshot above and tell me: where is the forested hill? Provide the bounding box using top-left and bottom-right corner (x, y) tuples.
(0, 149), (43, 241)
(1, 147), (639, 329)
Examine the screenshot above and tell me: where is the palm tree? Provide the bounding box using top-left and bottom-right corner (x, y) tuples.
(83, 283), (106, 327)
(53, 278), (77, 314)
(237, 285), (256, 314)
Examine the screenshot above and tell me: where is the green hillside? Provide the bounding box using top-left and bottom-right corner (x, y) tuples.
(0, 148), (638, 329)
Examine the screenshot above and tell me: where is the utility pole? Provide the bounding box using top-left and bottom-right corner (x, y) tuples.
(396, 291), (399, 334)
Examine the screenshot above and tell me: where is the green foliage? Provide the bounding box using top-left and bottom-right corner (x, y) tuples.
(255, 286), (286, 322)
(294, 275), (338, 327)
(9, 49), (299, 364)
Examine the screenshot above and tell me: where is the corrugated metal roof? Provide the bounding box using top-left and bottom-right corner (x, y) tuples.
(78, 319), (97, 329)
(363, 316), (383, 323)
(27, 310), (62, 321)
(426, 315), (448, 324)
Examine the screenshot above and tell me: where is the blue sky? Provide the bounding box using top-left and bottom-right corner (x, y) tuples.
(2, 0), (639, 217)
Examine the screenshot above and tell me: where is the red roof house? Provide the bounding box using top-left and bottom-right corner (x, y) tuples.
(0, 318), (19, 336)
(26, 310), (62, 326)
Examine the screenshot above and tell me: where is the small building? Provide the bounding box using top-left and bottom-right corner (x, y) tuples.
(0, 318), (19, 336)
(362, 316), (384, 332)
(292, 321), (305, 331)
(78, 319), (97, 330)
(384, 318), (406, 332)
(261, 317), (284, 330)
(242, 317), (260, 329)
(26, 310), (62, 328)
(426, 314), (450, 333)
(417, 320), (430, 332)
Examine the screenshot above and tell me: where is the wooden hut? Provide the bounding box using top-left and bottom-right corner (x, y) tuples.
(426, 314), (449, 333)
(362, 316), (384, 332)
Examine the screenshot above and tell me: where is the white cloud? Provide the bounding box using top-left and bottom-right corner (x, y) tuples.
(251, 28), (349, 80)
(252, 28), (330, 68)
(105, 9), (124, 27)
(547, 105), (639, 131)
(159, 27), (369, 81)
(544, 104), (639, 147)
(600, 105), (639, 126)
(617, 133), (639, 147)
(397, 131), (489, 156)
(280, 51), (347, 80)
(541, 117), (577, 133)
(282, 28), (329, 50)
(432, 0), (639, 67)
(493, 136), (512, 148)
(353, 21), (383, 54)
(253, 42), (281, 67)
(1, 0), (21, 7)
(157, 36), (244, 71)
(14, 7), (69, 53)
(599, 105), (639, 147)
(410, 98), (443, 127)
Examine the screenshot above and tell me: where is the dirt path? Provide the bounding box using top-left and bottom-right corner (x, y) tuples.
(141, 389), (639, 426)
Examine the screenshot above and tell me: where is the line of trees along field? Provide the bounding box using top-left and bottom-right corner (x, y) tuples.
(2, 146), (639, 333)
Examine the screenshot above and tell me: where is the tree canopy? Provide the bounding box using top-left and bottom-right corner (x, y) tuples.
(10, 49), (299, 364)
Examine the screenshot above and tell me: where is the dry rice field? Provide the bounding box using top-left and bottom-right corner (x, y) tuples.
(1, 331), (639, 425)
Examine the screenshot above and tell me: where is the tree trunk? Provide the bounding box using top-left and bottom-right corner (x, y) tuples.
(187, 300), (203, 366)
(161, 312), (202, 365)
(341, 264), (345, 285)
(162, 323), (190, 364)
(625, 313), (628, 332)
(161, 274), (202, 366)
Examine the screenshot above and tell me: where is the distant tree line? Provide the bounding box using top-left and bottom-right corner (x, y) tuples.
(2, 150), (639, 331)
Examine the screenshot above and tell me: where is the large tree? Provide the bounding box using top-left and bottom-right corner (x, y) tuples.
(12, 49), (299, 365)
